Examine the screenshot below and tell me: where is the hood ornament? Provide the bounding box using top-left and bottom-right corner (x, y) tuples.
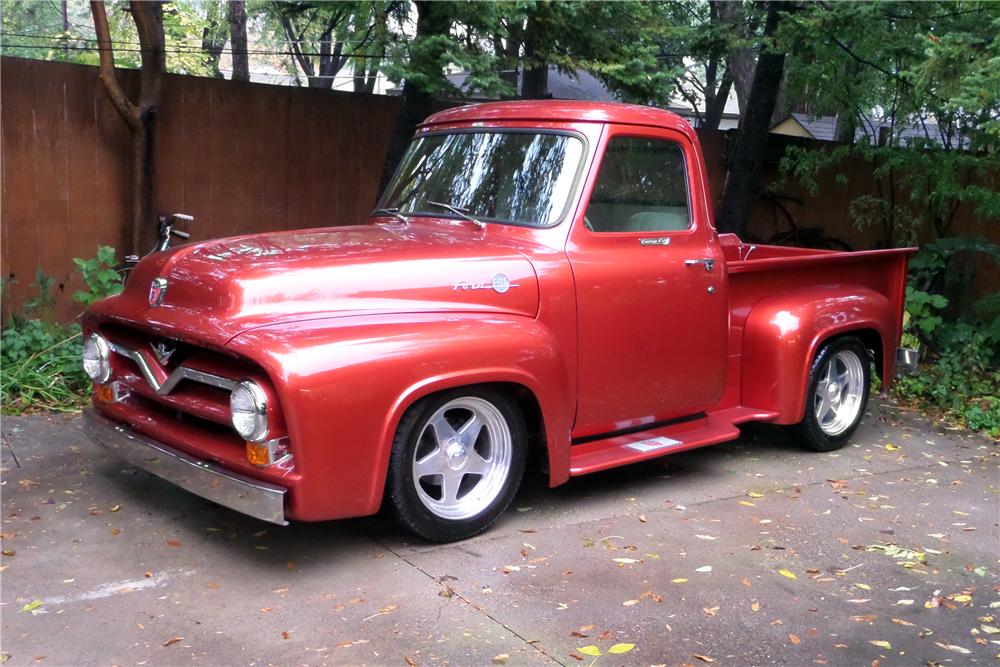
(150, 340), (176, 366)
(148, 277), (168, 307)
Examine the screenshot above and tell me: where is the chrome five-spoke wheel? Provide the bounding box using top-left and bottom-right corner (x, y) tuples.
(813, 349), (866, 436)
(791, 336), (871, 452)
(412, 397), (512, 520)
(387, 388), (527, 542)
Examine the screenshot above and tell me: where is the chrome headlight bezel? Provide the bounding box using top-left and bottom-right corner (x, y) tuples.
(230, 380), (269, 443)
(82, 333), (112, 384)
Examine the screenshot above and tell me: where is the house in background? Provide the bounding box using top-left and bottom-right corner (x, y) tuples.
(444, 66), (742, 130)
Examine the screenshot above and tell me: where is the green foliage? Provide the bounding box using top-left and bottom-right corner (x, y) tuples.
(777, 1), (1000, 248)
(1, 246), (124, 414)
(894, 238), (1000, 437)
(72, 245), (123, 306)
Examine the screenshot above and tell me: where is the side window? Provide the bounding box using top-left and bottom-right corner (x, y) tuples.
(584, 136), (691, 233)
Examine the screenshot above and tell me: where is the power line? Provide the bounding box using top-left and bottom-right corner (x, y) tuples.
(0, 32), (386, 58)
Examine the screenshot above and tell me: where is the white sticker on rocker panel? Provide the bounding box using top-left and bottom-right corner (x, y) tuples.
(625, 436), (683, 453)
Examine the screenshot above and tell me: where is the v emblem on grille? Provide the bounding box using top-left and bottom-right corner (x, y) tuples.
(150, 341), (176, 366)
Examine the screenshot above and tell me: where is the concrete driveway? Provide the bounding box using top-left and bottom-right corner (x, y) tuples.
(1, 400), (997, 666)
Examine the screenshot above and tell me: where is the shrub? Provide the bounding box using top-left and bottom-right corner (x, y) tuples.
(1, 246), (122, 413)
(893, 238), (1000, 437)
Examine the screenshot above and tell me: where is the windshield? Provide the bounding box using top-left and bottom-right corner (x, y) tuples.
(377, 131), (585, 227)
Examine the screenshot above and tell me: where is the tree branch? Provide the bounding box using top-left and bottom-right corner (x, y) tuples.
(90, 0), (138, 129)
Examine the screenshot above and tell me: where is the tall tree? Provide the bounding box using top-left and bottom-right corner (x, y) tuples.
(378, 0), (453, 193)
(90, 0), (165, 255)
(228, 0), (250, 81)
(200, 2), (228, 79)
(716, 1), (793, 235)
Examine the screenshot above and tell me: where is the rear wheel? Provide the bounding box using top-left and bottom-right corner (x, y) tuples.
(387, 388), (526, 542)
(790, 337), (871, 452)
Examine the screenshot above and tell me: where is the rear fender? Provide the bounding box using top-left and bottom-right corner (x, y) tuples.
(741, 286), (894, 425)
(227, 313), (572, 521)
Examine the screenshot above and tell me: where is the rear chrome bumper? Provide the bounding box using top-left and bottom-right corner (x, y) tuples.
(83, 408), (288, 525)
(896, 347), (919, 375)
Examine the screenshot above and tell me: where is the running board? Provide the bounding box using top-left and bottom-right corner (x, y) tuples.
(568, 407), (779, 476)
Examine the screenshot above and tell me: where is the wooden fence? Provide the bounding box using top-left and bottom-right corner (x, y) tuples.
(1, 57), (399, 321)
(1, 56), (995, 323)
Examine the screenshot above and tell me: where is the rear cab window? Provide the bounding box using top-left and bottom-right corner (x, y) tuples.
(584, 136), (691, 233)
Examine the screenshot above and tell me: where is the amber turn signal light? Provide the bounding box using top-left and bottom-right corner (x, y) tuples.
(246, 437), (292, 467)
(94, 383), (115, 402)
(245, 441), (271, 466)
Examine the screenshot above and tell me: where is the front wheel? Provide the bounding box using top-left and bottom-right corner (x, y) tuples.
(789, 337), (871, 452)
(386, 388), (526, 542)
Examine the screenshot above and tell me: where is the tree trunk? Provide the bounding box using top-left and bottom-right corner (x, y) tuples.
(715, 0), (754, 119)
(702, 69), (733, 131)
(377, 0), (451, 197)
(521, 7), (549, 99)
(227, 0), (250, 82)
(90, 0), (165, 255)
(715, 2), (790, 236)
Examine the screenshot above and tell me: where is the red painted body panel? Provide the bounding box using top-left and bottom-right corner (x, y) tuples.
(83, 101), (915, 523)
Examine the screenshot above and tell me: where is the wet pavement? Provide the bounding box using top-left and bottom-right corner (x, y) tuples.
(1, 400), (997, 666)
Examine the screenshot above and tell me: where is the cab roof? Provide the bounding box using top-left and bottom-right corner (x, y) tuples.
(421, 100), (696, 138)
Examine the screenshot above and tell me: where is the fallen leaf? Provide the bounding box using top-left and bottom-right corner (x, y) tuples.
(492, 654), (510, 664)
(162, 637), (183, 647)
(981, 624), (1000, 634)
(853, 583), (872, 591)
(891, 618), (914, 627)
(18, 600), (43, 615)
(850, 614), (877, 623)
(696, 565), (713, 573)
(695, 535), (717, 541)
(608, 643), (635, 654)
(692, 655), (715, 663)
(703, 606), (719, 616)
(166, 540), (181, 548)
(933, 642), (970, 654)
(638, 515), (647, 523)
(788, 633), (801, 644)
(884, 444), (901, 451)
(751, 601), (761, 612)
(778, 569), (797, 580)
(612, 558), (640, 565)
(109, 504), (121, 512)
(280, 631), (290, 640)
(671, 578), (688, 583)
(738, 500), (756, 507)
(869, 640), (891, 650)
(578, 646), (601, 657)
(622, 599), (639, 606)
(747, 492), (765, 498)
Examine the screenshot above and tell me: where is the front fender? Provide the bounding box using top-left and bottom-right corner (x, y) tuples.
(226, 313), (572, 521)
(741, 285), (894, 425)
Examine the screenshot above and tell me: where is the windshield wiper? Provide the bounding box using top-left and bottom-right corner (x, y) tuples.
(426, 201), (486, 229)
(371, 207), (409, 224)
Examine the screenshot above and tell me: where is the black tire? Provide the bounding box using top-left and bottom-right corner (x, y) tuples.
(789, 336), (871, 452)
(386, 387), (527, 542)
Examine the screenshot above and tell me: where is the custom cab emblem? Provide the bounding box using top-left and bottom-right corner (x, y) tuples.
(150, 340), (176, 365)
(148, 277), (168, 307)
(453, 273), (520, 294)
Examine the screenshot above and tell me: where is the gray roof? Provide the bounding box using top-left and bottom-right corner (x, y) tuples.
(446, 66), (620, 102)
(788, 113), (838, 141)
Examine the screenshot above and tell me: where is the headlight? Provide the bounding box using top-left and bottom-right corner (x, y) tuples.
(230, 380), (268, 442)
(82, 333), (111, 383)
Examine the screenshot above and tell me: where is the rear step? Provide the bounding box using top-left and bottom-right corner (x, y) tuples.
(568, 407), (779, 476)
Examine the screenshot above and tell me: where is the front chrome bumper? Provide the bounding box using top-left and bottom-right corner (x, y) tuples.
(83, 408), (288, 525)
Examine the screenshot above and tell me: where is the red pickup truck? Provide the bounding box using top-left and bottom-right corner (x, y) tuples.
(82, 101), (916, 541)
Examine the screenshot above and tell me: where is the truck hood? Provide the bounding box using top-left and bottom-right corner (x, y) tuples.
(94, 223), (540, 347)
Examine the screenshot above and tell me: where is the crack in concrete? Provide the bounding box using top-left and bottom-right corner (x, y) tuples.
(372, 535), (566, 666)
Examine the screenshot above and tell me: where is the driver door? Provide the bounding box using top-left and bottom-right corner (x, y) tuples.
(567, 126), (728, 439)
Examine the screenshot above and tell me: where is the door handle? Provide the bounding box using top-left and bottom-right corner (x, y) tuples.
(684, 258), (715, 272)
